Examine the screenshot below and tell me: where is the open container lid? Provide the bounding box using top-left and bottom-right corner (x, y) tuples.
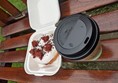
(27, 0), (60, 30)
(25, 0), (62, 76)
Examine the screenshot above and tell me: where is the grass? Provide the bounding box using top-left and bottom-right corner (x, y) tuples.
(0, 36), (5, 42)
(8, 81), (16, 83)
(12, 63), (24, 67)
(8, 0), (27, 12)
(0, 27), (5, 43)
(0, 27), (5, 53)
(16, 47), (27, 51)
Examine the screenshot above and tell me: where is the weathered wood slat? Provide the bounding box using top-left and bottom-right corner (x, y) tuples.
(98, 39), (118, 61)
(0, 67), (118, 83)
(0, 33), (32, 50)
(61, 0), (118, 17)
(0, 39), (118, 62)
(1, 9), (118, 50)
(2, 18), (30, 36)
(93, 10), (118, 33)
(64, 39), (118, 62)
(0, 9), (10, 23)
(2, 0), (117, 36)
(0, 0), (20, 16)
(0, 21), (5, 27)
(2, 6), (118, 36)
(0, 50), (26, 62)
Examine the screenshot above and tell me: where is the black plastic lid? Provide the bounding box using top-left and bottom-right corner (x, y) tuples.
(54, 14), (99, 60)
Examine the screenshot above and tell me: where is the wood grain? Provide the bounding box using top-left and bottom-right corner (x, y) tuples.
(0, 39), (118, 62)
(93, 10), (118, 33)
(0, 67), (118, 83)
(0, 50), (26, 62)
(0, 8), (10, 23)
(98, 39), (118, 61)
(0, 33), (32, 50)
(0, 1), (118, 83)
(61, 0), (118, 17)
(2, 5), (118, 36)
(1, 9), (118, 50)
(0, 0), (20, 16)
(2, 18), (30, 36)
(0, 20), (5, 27)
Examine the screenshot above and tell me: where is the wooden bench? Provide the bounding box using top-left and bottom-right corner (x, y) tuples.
(0, 0), (118, 83)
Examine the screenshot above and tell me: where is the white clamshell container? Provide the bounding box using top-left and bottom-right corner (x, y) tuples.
(24, 0), (61, 76)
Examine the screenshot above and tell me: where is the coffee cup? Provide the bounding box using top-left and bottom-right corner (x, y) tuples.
(54, 14), (102, 61)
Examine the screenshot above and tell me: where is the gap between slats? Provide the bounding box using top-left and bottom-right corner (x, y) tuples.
(61, 0), (118, 17)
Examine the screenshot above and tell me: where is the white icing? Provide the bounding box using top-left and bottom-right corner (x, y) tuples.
(34, 48), (57, 64)
(32, 33), (56, 65)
